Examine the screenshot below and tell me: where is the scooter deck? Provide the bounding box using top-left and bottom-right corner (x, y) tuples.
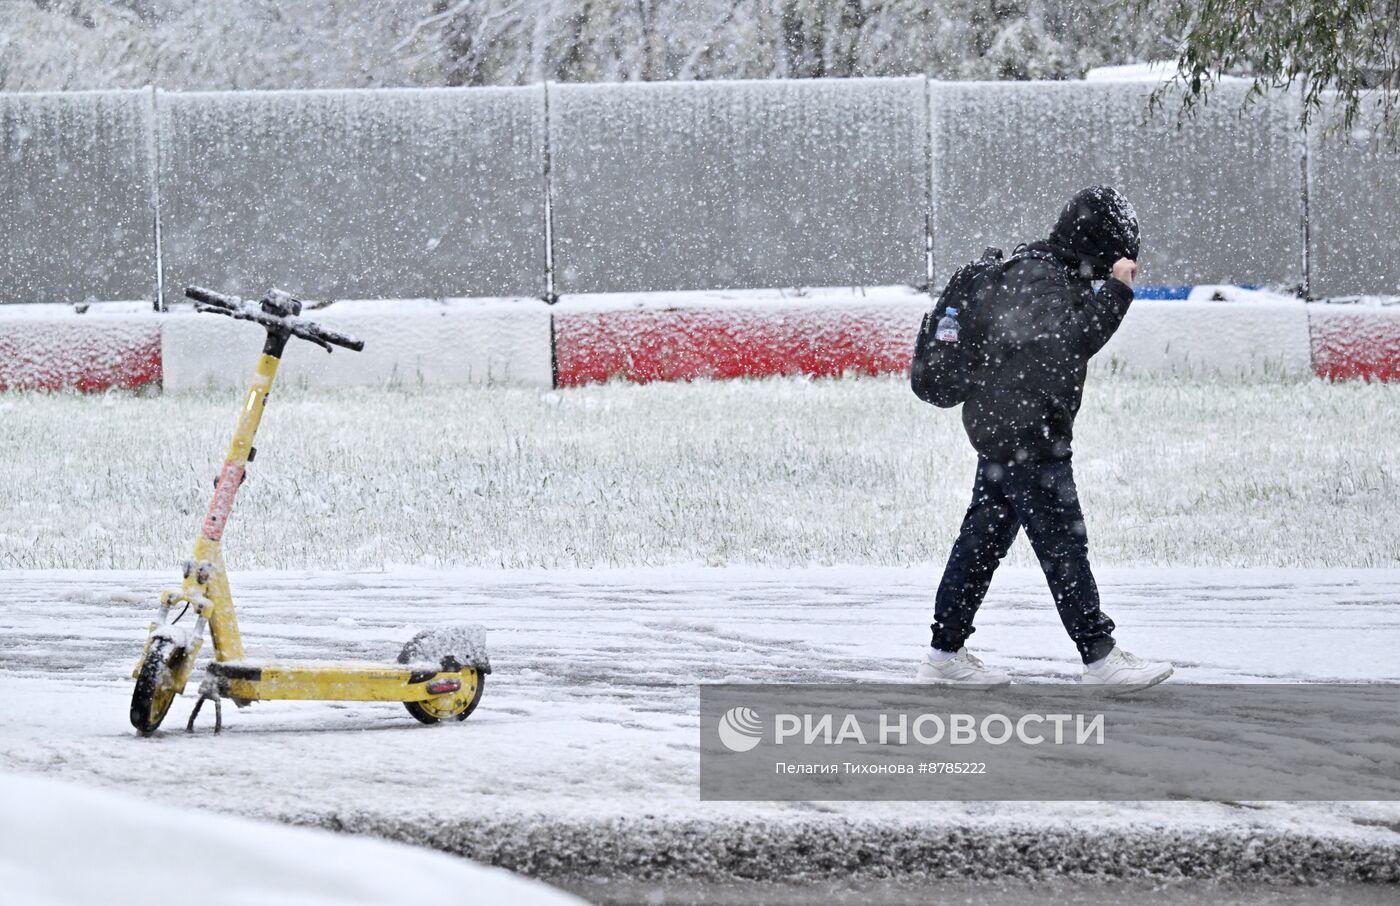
(207, 660), (478, 703)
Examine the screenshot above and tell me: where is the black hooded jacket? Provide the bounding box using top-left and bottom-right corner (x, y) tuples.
(960, 187), (1139, 463)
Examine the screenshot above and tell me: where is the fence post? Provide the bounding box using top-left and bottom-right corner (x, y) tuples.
(146, 85), (165, 312)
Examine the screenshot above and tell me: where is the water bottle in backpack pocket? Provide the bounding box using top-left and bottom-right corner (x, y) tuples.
(935, 307), (961, 344)
(911, 248), (1004, 409)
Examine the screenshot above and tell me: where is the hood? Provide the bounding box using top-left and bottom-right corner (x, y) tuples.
(1048, 185), (1140, 280)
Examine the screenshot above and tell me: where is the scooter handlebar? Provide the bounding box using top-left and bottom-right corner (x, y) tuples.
(183, 286), (365, 353)
(184, 285), (240, 311)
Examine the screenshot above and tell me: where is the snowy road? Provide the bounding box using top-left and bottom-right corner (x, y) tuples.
(2, 565), (1399, 883)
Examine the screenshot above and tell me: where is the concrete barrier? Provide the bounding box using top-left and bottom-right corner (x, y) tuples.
(159, 299), (554, 391)
(930, 81), (1304, 289)
(549, 78), (929, 293)
(1093, 299), (1313, 380)
(156, 87), (547, 303)
(0, 294), (1391, 391)
(1306, 95), (1400, 298)
(553, 289), (928, 385)
(0, 91), (156, 305)
(551, 290), (1318, 386)
(1308, 304), (1400, 381)
(0, 306), (160, 391)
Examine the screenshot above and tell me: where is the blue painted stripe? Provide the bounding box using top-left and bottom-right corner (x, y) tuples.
(1133, 286), (1191, 300)
(1133, 285), (1261, 300)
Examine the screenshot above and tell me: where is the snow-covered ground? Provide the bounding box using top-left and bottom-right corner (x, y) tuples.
(1, 374), (1397, 571)
(2, 375), (1398, 890)
(0, 773), (583, 906)
(1, 565), (1398, 884)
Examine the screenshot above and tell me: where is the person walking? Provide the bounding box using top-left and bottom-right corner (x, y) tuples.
(915, 185), (1173, 690)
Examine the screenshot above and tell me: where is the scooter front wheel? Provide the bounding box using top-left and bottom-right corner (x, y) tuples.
(131, 639), (180, 736)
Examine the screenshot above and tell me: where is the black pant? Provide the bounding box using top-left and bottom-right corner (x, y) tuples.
(931, 457), (1116, 664)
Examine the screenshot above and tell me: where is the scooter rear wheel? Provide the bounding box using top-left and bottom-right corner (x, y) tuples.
(131, 638), (180, 736)
(398, 628), (488, 725)
(404, 670), (485, 725)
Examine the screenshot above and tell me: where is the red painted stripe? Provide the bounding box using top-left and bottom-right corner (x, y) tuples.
(1309, 307), (1400, 382)
(0, 320), (161, 392)
(554, 304), (925, 386)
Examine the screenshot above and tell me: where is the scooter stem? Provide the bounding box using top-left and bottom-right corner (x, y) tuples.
(188, 329), (289, 662)
(202, 331), (287, 544)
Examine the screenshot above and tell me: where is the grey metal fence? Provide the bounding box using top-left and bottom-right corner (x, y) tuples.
(1306, 98), (1400, 299)
(548, 77), (929, 293)
(930, 80), (1306, 289)
(157, 86), (547, 301)
(0, 90), (157, 304)
(0, 79), (1394, 305)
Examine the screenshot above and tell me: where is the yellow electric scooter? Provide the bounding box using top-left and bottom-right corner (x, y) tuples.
(129, 286), (489, 736)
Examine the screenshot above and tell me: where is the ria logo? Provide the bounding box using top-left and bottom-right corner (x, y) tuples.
(717, 706), (763, 752)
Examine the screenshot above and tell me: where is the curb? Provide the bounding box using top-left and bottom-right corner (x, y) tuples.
(287, 813), (1400, 885)
(0, 297), (1395, 391)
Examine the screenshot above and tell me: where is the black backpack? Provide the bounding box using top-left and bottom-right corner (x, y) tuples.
(911, 247), (1006, 408)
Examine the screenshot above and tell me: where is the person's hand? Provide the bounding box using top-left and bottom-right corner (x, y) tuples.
(1110, 258), (1137, 287)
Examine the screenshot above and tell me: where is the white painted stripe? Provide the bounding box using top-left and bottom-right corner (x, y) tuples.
(159, 299), (554, 391)
(1094, 299), (1313, 380)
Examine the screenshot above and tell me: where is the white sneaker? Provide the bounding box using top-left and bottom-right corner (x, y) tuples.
(1081, 648), (1173, 693)
(914, 648), (1010, 688)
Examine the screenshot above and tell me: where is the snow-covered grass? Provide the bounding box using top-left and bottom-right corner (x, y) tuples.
(0, 773), (583, 905)
(1, 373), (1397, 571)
